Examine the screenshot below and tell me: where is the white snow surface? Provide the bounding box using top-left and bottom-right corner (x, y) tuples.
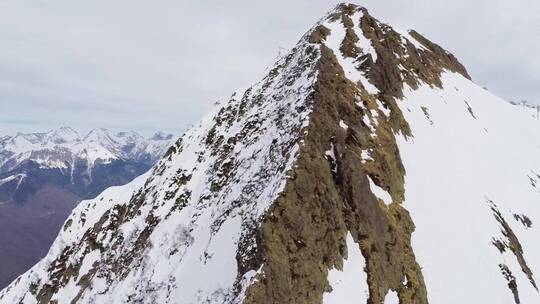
(339, 120), (349, 130)
(394, 28), (428, 51)
(0, 30), (320, 304)
(324, 233), (369, 304)
(367, 176), (393, 205)
(384, 290), (400, 304)
(0, 173), (26, 190)
(397, 71), (540, 303)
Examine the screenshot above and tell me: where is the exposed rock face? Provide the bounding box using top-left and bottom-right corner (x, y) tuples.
(1, 3), (539, 304)
(243, 5), (472, 303)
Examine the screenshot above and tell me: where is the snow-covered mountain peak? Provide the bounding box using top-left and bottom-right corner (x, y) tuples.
(316, 3), (469, 95)
(150, 131), (173, 141)
(82, 128), (115, 145)
(1, 4), (538, 304)
(44, 127), (80, 144)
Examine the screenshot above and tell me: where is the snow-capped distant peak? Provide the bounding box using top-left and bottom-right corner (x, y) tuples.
(82, 128), (114, 144)
(0, 127), (173, 174)
(44, 127), (80, 144)
(150, 131), (173, 141)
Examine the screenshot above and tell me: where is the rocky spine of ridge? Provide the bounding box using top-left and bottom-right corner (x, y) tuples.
(242, 4), (470, 303)
(0, 3), (475, 304)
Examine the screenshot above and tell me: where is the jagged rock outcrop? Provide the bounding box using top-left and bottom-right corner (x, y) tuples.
(1, 3), (539, 304)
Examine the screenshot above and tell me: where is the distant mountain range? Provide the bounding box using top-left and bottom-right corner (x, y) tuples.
(0, 127), (172, 202)
(0, 127), (173, 289)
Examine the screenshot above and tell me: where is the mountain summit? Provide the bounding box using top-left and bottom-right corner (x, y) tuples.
(2, 4), (539, 303)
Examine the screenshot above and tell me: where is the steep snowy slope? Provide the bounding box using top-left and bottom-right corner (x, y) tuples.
(1, 3), (538, 304)
(397, 73), (540, 303)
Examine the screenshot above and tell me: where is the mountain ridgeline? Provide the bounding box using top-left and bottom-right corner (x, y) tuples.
(1, 4), (539, 304)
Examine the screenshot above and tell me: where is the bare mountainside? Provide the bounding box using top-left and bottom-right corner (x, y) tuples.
(1, 3), (539, 304)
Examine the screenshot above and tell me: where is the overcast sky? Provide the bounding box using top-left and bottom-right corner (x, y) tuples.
(1, 0), (538, 137)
